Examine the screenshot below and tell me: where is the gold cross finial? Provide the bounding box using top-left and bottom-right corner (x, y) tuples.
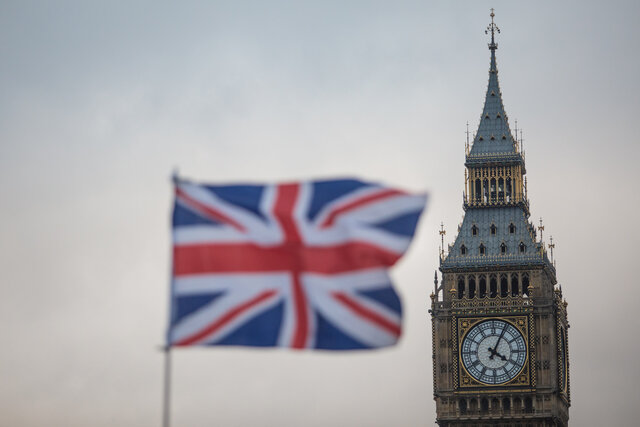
(485, 8), (500, 49)
(548, 236), (555, 262)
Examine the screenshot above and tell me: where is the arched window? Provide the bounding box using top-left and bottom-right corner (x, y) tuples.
(524, 397), (533, 413)
(472, 225), (478, 236)
(459, 399), (468, 414)
(479, 275), (487, 298)
(519, 242), (526, 253)
(469, 398), (478, 413)
(491, 224), (497, 235)
(522, 273), (530, 297)
(500, 242), (507, 254)
(457, 276), (465, 299)
(475, 179), (481, 202)
(500, 274), (509, 297)
(506, 178), (512, 201)
(511, 273), (520, 296)
(491, 398), (500, 413)
(479, 244), (486, 255)
(468, 276), (476, 299)
(460, 244), (467, 255)
(490, 274), (498, 298)
(490, 178), (497, 202)
(480, 398), (489, 413)
(502, 397), (511, 412)
(509, 223), (516, 234)
(483, 179), (489, 202)
(498, 177), (504, 202)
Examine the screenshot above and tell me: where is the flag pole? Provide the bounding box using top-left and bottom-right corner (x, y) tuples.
(162, 346), (172, 427)
(163, 170), (179, 427)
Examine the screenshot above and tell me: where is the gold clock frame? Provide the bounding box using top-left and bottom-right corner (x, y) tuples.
(453, 314), (535, 391)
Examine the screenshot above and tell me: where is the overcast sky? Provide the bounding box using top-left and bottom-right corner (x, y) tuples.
(1, 1), (639, 426)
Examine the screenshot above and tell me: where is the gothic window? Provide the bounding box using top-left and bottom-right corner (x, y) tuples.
(524, 397), (533, 413)
(502, 397), (511, 412)
(475, 179), (481, 202)
(498, 177), (504, 202)
(479, 244), (486, 255)
(485, 114), (490, 119)
(457, 276), (465, 299)
(496, 112), (501, 118)
(468, 276), (476, 299)
(491, 224), (497, 235)
(491, 398), (500, 413)
(522, 273), (530, 296)
(509, 222), (516, 233)
(519, 242), (526, 253)
(500, 242), (507, 254)
(479, 276), (487, 298)
(472, 225), (478, 236)
(490, 274), (498, 298)
(469, 398), (478, 412)
(501, 274), (509, 297)
(511, 273), (519, 296)
(483, 178), (489, 202)
(460, 244), (467, 255)
(490, 178), (497, 202)
(480, 398), (489, 413)
(459, 399), (467, 414)
(506, 178), (512, 201)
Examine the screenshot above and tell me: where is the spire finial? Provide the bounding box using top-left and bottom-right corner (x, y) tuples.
(485, 8), (500, 50)
(439, 222), (447, 259)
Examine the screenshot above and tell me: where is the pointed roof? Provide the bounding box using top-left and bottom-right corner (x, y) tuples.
(467, 14), (523, 165)
(441, 11), (553, 274)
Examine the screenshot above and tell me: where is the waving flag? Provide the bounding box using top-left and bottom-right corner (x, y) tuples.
(169, 178), (427, 350)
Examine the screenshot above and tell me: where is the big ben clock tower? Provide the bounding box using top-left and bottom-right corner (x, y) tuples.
(431, 11), (570, 426)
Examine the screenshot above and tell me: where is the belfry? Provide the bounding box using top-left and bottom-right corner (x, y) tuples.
(430, 11), (570, 426)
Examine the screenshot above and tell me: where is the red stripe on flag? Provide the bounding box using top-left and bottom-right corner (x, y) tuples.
(273, 184), (309, 349)
(332, 292), (401, 337)
(176, 187), (246, 231)
(174, 289), (278, 346)
(172, 242), (401, 276)
(274, 183), (302, 243)
(320, 189), (405, 228)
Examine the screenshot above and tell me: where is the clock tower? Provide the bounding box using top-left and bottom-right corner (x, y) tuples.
(430, 11), (570, 426)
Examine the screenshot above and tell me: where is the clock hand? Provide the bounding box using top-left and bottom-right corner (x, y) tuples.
(488, 346), (508, 361)
(488, 346), (496, 359)
(494, 325), (507, 353)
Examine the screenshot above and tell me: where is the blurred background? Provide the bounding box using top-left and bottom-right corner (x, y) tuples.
(1, 1), (638, 425)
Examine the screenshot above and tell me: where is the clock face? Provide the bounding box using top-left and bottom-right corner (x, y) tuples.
(461, 319), (527, 385)
(559, 327), (567, 392)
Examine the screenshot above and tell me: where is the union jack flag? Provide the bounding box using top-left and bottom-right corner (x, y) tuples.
(169, 178), (427, 350)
